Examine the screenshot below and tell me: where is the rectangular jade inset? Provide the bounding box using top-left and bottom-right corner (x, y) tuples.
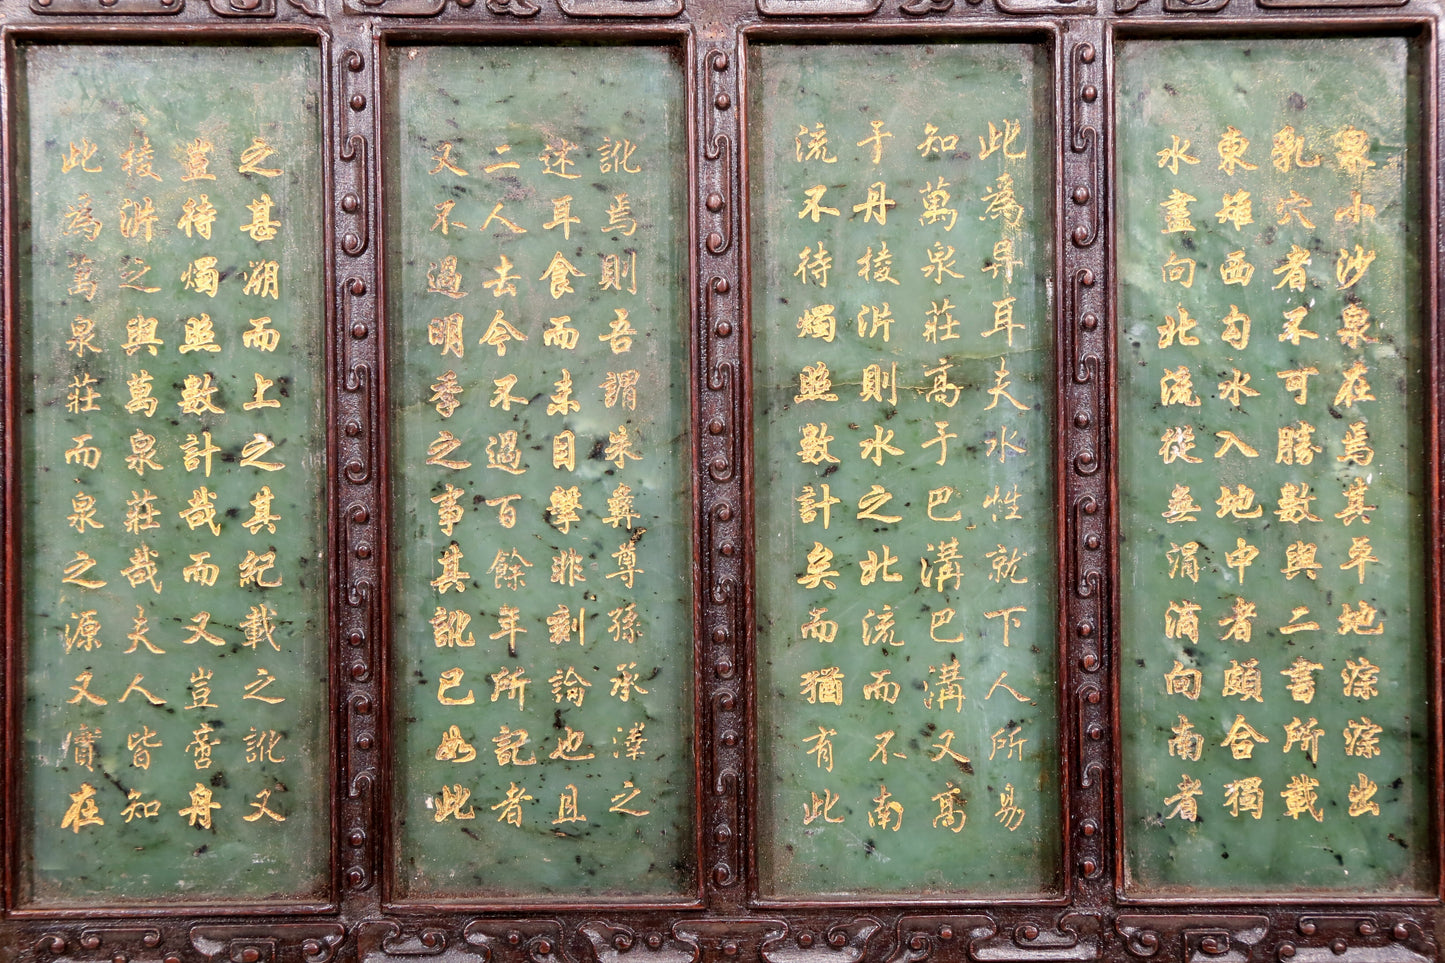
(1116, 36), (1433, 894)
(13, 42), (329, 904)
(385, 44), (695, 901)
(749, 41), (1060, 898)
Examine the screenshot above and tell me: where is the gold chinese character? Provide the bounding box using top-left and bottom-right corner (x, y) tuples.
(1222, 659), (1264, 703)
(1161, 484), (1201, 524)
(801, 607), (838, 644)
(799, 666), (845, 706)
(242, 788), (287, 823)
(1340, 536), (1379, 584)
(124, 371), (158, 417)
(239, 432), (284, 471)
(1333, 125), (1375, 177)
(1160, 365), (1200, 407)
(488, 549), (532, 594)
(240, 603), (280, 652)
(1272, 245), (1311, 292)
(60, 138), (103, 174)
(1335, 190), (1376, 224)
(436, 667), (475, 706)
(1164, 775), (1203, 822)
(238, 550), (281, 588)
(1347, 773), (1380, 817)
(1280, 539), (1322, 581)
(931, 782), (966, 833)
(434, 785), (476, 822)
(177, 195), (218, 239)
(1281, 656), (1323, 702)
(1219, 251), (1255, 287)
(1275, 190), (1315, 228)
(1164, 660), (1202, 700)
(178, 486), (221, 536)
(1335, 477), (1376, 526)
(601, 193), (637, 236)
(1158, 188), (1197, 233)
(120, 542), (162, 592)
(862, 670), (901, 706)
(1271, 125), (1320, 172)
(1277, 368), (1319, 407)
(852, 181), (896, 225)
(1158, 425), (1202, 465)
(1274, 482), (1321, 523)
(978, 118), (1025, 160)
(1164, 599), (1201, 643)
(239, 193), (280, 242)
(1341, 656), (1381, 697)
(492, 725), (537, 766)
(1334, 359), (1375, 409)
(1276, 419), (1321, 463)
(1216, 125), (1257, 175)
(1215, 189), (1253, 230)
(995, 784), (1025, 831)
(1220, 713), (1268, 759)
(549, 666), (592, 708)
(60, 783), (105, 833)
(1157, 303), (1199, 347)
(1156, 135), (1200, 174)
(181, 256), (220, 297)
(238, 137), (283, 177)
(1223, 776), (1264, 819)
(66, 490), (104, 533)
(925, 657), (966, 712)
(1337, 303), (1376, 350)
(63, 193), (103, 240)
(857, 242), (900, 284)
(128, 727), (162, 769)
(603, 425), (643, 471)
(1282, 717), (1324, 763)
(979, 173), (1024, 228)
(242, 259), (280, 300)
(1168, 715), (1203, 761)
(797, 123), (839, 163)
(1225, 538), (1259, 583)
(920, 240), (965, 284)
(607, 540), (644, 589)
(123, 489), (160, 534)
(1336, 245), (1376, 290)
(1166, 541), (1199, 582)
(435, 725), (477, 762)
(918, 178), (957, 230)
(1218, 597), (1256, 643)
(1280, 774), (1323, 822)
(118, 196), (159, 241)
(1214, 431), (1258, 460)
(868, 784), (904, 831)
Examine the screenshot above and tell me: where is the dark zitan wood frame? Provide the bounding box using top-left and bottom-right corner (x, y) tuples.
(0, 1), (1438, 962)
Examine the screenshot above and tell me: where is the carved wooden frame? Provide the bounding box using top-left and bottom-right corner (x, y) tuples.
(0, 1), (1439, 962)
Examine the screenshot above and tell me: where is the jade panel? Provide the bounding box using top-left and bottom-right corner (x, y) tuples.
(1116, 36), (1433, 894)
(749, 41), (1060, 898)
(13, 43), (329, 904)
(385, 44), (695, 901)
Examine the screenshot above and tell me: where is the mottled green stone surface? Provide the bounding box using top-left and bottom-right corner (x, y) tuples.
(15, 43), (328, 904)
(385, 45), (695, 900)
(749, 42), (1060, 897)
(1117, 37), (1433, 895)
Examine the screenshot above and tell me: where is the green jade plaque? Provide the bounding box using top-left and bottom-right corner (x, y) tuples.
(749, 41), (1060, 897)
(1116, 37), (1433, 894)
(14, 43), (329, 903)
(386, 44), (695, 901)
